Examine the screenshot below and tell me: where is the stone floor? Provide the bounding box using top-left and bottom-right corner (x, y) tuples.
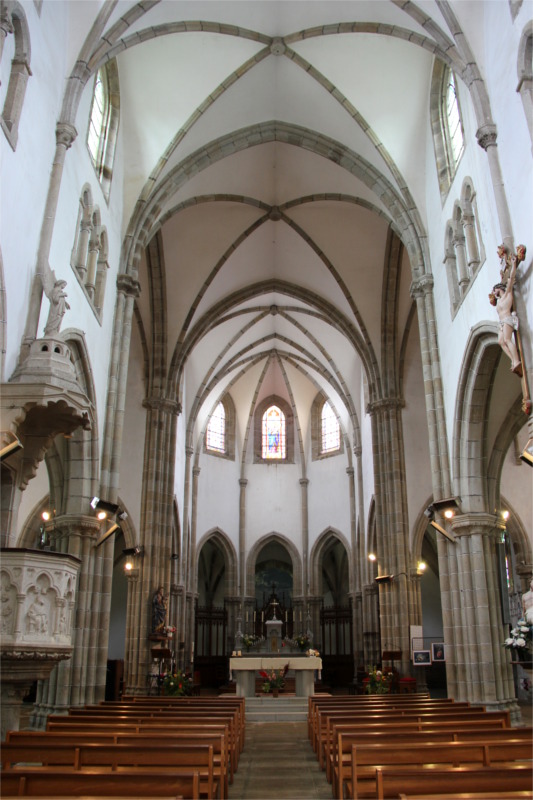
(228, 721), (331, 800)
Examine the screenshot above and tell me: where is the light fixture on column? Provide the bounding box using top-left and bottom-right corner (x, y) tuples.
(425, 498), (460, 543)
(94, 522), (121, 548)
(90, 497), (120, 515)
(0, 432), (23, 461)
(520, 438), (533, 467)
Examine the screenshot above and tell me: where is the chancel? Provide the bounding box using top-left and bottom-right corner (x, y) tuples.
(0, 2), (532, 795)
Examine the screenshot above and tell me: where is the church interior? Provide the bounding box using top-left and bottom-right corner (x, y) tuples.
(1, 0), (533, 762)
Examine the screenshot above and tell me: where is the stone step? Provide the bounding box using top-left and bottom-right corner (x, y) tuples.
(245, 695), (308, 722)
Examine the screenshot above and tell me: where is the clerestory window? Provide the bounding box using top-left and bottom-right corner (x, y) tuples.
(321, 401), (340, 454)
(262, 405), (286, 459)
(206, 402), (226, 454)
(430, 61), (465, 198)
(86, 61), (119, 200)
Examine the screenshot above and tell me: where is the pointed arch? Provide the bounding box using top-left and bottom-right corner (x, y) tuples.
(245, 532), (303, 598)
(196, 528), (238, 596)
(309, 527), (352, 596)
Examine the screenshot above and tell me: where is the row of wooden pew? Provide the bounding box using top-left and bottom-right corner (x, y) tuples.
(2, 695), (246, 799)
(307, 693), (533, 800)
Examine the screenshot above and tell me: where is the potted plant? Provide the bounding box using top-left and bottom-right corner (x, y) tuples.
(365, 665), (393, 694)
(259, 664), (289, 696)
(504, 618), (533, 667)
(161, 668), (194, 696)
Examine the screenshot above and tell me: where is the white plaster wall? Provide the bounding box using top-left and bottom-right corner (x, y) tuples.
(195, 453), (240, 550)
(1, 2), (67, 380)
(245, 463), (302, 548)
(307, 453), (352, 550)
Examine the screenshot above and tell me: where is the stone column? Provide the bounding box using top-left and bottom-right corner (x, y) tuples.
(75, 209), (92, 283)
(476, 125), (514, 249)
(445, 513), (519, 718)
(85, 228), (101, 298)
(410, 274), (451, 499)
(21, 123), (77, 358)
(453, 230), (470, 293)
(300, 477), (309, 599)
(238, 478), (247, 597)
(188, 465), (201, 665)
(462, 211), (480, 275)
(443, 243), (461, 308)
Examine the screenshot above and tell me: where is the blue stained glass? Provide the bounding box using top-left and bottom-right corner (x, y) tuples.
(262, 405), (285, 459)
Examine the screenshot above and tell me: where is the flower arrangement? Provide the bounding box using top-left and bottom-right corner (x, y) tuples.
(307, 648), (320, 657)
(162, 668), (193, 696)
(504, 619), (532, 656)
(242, 633), (259, 651)
(260, 664), (289, 692)
(365, 665), (393, 694)
(294, 634), (311, 651)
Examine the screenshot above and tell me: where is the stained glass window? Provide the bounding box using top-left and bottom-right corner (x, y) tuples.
(87, 70), (106, 169)
(262, 405), (286, 459)
(445, 71), (464, 166)
(321, 401), (340, 453)
(206, 401), (225, 453)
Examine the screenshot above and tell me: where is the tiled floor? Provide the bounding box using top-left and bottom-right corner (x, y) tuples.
(228, 721), (331, 800)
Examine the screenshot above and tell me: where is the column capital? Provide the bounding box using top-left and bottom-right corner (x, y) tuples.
(410, 273), (434, 299)
(450, 512), (504, 539)
(346, 466), (355, 476)
(142, 397), (181, 415)
(353, 445), (362, 458)
(366, 397), (403, 415)
(476, 123), (498, 151)
(239, 478), (248, 488)
(55, 122), (77, 149)
(116, 273), (141, 298)
(299, 478), (309, 487)
(192, 466), (201, 477)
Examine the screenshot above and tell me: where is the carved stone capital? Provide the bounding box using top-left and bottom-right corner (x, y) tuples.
(116, 273), (141, 298)
(55, 122), (77, 149)
(142, 396), (181, 416)
(410, 273), (434, 299)
(476, 124), (498, 151)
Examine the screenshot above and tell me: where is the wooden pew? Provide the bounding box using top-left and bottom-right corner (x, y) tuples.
(345, 762), (533, 800)
(55, 706), (243, 758)
(45, 721), (237, 782)
(0, 768), (201, 798)
(331, 726), (533, 797)
(315, 708), (511, 767)
(1, 742), (218, 799)
(6, 729), (229, 798)
(398, 793), (533, 800)
(340, 739), (533, 800)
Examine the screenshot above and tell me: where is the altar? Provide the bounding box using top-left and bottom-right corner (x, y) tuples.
(229, 655), (322, 697)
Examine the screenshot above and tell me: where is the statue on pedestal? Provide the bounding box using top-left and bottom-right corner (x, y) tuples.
(151, 586), (167, 635)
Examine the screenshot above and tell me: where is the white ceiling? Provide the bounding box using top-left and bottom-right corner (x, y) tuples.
(84, 0), (462, 459)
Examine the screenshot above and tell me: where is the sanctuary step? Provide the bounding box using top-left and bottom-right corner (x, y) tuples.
(245, 695), (308, 722)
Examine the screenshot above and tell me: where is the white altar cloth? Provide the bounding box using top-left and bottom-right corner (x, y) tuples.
(229, 655), (322, 697)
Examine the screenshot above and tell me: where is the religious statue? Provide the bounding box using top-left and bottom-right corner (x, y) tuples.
(44, 279), (70, 337)
(151, 586), (167, 634)
(523, 577), (533, 625)
(489, 244), (526, 378)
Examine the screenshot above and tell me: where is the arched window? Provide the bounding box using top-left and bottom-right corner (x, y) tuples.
(517, 23), (533, 146)
(430, 61), (465, 197)
(311, 393), (343, 459)
(0, 1), (31, 151)
(205, 395), (235, 459)
(86, 61), (119, 200)
(321, 400), (340, 454)
(206, 401), (225, 453)
(262, 405), (285, 459)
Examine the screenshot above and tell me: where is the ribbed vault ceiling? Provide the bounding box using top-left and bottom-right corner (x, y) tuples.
(84, 0), (471, 458)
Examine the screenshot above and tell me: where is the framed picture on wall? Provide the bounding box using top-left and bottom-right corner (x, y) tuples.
(431, 642), (445, 662)
(413, 650), (431, 665)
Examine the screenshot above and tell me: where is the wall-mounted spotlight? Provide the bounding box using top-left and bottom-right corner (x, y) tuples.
(170, 553), (179, 561)
(368, 553), (377, 562)
(417, 561), (427, 574)
(0, 433), (23, 462)
(123, 546), (144, 557)
(425, 498), (461, 543)
(90, 497), (120, 515)
(520, 438), (533, 467)
(375, 575), (393, 584)
(94, 522), (121, 548)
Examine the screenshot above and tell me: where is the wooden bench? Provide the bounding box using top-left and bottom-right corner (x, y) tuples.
(344, 762), (533, 800)
(0, 768), (201, 798)
(6, 729), (229, 798)
(45, 721), (237, 782)
(397, 793), (533, 800)
(315, 708), (510, 768)
(1, 742), (219, 798)
(330, 726), (533, 796)
(339, 739), (533, 800)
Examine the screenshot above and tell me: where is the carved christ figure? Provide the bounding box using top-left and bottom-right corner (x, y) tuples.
(489, 246), (525, 377)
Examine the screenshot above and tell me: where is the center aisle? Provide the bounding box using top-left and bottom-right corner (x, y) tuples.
(228, 721), (332, 800)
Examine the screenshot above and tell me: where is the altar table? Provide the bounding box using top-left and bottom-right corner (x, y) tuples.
(229, 655), (322, 697)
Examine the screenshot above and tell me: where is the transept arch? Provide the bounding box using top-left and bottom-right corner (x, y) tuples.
(195, 528), (238, 597)
(245, 532), (303, 599)
(308, 528), (352, 597)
